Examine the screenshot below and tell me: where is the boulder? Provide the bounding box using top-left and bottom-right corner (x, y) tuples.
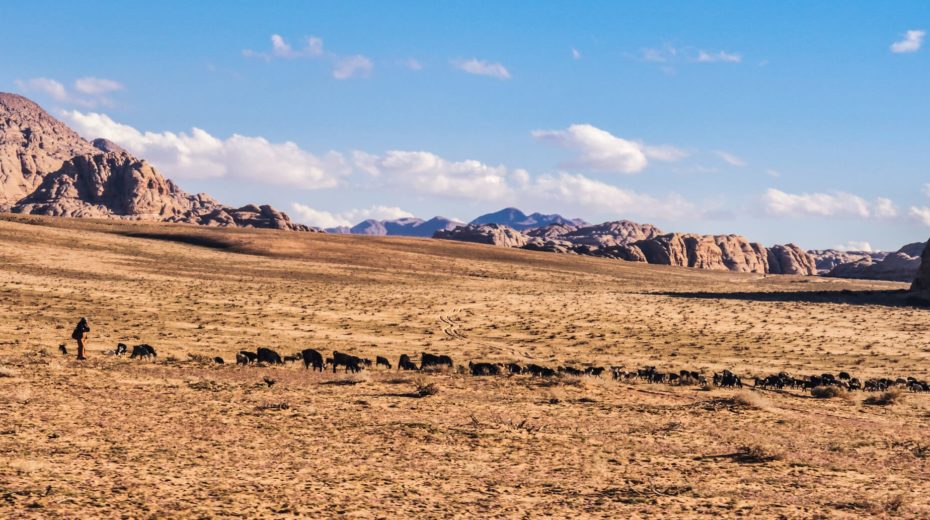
(433, 223), (528, 248)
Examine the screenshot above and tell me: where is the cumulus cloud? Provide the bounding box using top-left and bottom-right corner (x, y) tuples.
(62, 110), (349, 189)
(242, 34), (324, 59)
(714, 150), (746, 167)
(453, 58), (511, 79)
(695, 50), (742, 63)
(909, 206), (930, 227)
(833, 241), (874, 252)
(16, 77), (123, 107)
(356, 150), (511, 200)
(333, 55), (373, 79)
(290, 203), (413, 228)
(891, 30), (925, 53)
(530, 172), (696, 220)
(531, 124), (685, 174)
(73, 77), (124, 95)
(639, 45), (742, 65)
(243, 34), (372, 79)
(762, 189), (898, 219)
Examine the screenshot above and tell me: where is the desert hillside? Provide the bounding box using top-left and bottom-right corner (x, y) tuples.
(1, 215), (929, 518)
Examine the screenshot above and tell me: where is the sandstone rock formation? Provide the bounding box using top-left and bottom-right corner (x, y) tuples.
(767, 244), (817, 275)
(910, 240), (930, 300)
(434, 223), (529, 248)
(435, 222), (818, 276)
(826, 242), (924, 282)
(808, 249), (887, 274)
(0, 92), (310, 232)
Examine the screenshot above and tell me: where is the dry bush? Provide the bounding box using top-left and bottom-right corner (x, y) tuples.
(0, 366), (17, 378)
(413, 379), (439, 398)
(732, 391), (771, 410)
(187, 353), (212, 364)
(811, 386), (847, 399)
(733, 444), (783, 464)
(863, 390), (902, 406)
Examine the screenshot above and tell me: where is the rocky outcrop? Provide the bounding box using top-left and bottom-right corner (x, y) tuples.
(767, 244), (817, 275)
(436, 222), (817, 276)
(434, 223), (529, 248)
(910, 239), (930, 300)
(630, 233), (776, 273)
(826, 242), (924, 282)
(0, 92), (310, 232)
(0, 92), (98, 206)
(550, 220), (664, 248)
(470, 207), (587, 231)
(808, 249), (887, 274)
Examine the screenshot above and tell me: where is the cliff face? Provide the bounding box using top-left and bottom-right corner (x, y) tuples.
(0, 92), (311, 232)
(434, 224), (818, 276)
(910, 240), (930, 300)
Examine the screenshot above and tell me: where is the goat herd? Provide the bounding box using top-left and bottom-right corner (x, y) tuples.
(75, 342), (930, 395)
(223, 346), (930, 395)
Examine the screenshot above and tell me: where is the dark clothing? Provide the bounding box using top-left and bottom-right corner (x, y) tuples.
(72, 319), (89, 360)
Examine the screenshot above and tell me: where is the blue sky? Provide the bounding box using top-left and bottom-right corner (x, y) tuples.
(1, 1), (928, 250)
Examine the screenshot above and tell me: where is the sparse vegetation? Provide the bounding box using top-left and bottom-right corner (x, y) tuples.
(0, 216), (928, 517)
(864, 390), (902, 406)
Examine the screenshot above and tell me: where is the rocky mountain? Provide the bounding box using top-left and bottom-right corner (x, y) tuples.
(825, 242), (924, 282)
(434, 222), (817, 275)
(910, 240), (930, 301)
(0, 92), (310, 231)
(328, 216), (463, 237)
(470, 207), (587, 231)
(808, 249), (888, 274)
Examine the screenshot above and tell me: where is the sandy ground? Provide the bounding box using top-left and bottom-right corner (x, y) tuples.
(0, 214), (928, 518)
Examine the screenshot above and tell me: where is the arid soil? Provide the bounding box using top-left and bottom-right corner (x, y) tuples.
(1, 215), (928, 518)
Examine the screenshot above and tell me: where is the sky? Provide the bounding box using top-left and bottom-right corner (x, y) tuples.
(1, 1), (928, 250)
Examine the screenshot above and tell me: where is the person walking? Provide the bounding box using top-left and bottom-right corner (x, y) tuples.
(71, 317), (90, 361)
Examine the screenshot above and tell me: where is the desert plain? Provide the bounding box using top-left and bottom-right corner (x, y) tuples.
(1, 214), (929, 518)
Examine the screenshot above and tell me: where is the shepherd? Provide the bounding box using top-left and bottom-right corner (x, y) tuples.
(71, 317), (90, 361)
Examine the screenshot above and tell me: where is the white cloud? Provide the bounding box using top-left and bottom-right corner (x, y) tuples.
(453, 58), (511, 79)
(762, 188), (898, 219)
(572, 48), (582, 60)
(290, 203), (413, 228)
(766, 169), (781, 178)
(922, 183), (930, 198)
(639, 45), (742, 65)
(73, 77), (124, 95)
(17, 77), (69, 102)
(333, 54), (373, 79)
(62, 110), (349, 189)
(909, 206), (930, 227)
(873, 197), (900, 218)
(531, 124), (685, 174)
(531, 172), (696, 220)
(695, 50), (742, 63)
(243, 34), (324, 59)
(891, 30), (925, 53)
(16, 77), (124, 107)
(833, 241), (874, 252)
(355, 150), (511, 200)
(714, 150), (746, 167)
(404, 58), (423, 71)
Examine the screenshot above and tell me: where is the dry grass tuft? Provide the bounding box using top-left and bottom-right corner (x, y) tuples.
(0, 366), (17, 378)
(811, 386), (848, 399)
(863, 390), (902, 406)
(413, 379), (439, 398)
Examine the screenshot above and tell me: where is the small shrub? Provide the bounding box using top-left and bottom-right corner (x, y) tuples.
(863, 390), (901, 406)
(414, 380), (439, 398)
(811, 386), (846, 399)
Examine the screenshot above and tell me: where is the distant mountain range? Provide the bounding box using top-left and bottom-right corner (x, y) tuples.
(326, 207), (586, 236)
